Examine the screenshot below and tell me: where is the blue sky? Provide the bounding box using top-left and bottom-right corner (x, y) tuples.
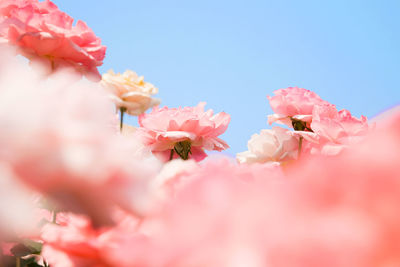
(55, 0), (400, 155)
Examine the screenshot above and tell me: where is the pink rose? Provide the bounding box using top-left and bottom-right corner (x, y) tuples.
(310, 104), (371, 155)
(0, 0), (106, 80)
(137, 102), (230, 162)
(267, 87), (332, 127)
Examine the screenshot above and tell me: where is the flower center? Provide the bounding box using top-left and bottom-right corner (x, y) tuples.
(173, 140), (192, 160)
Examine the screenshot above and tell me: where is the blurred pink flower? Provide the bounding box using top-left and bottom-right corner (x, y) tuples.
(41, 213), (109, 267)
(149, 159), (200, 204)
(41, 212), (152, 267)
(272, 106), (400, 267)
(267, 87), (332, 127)
(137, 102), (230, 162)
(0, 50), (161, 226)
(237, 126), (299, 164)
(0, 0), (106, 80)
(309, 104), (371, 155)
(131, 158), (285, 267)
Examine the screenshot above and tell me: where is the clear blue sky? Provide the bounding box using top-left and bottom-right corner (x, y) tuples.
(55, 0), (400, 155)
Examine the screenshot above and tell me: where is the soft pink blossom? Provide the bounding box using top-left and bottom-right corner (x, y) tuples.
(137, 102), (230, 162)
(103, 158), (283, 267)
(309, 104), (371, 155)
(0, 0), (106, 80)
(149, 159), (200, 204)
(0, 50), (160, 225)
(272, 106), (400, 267)
(130, 158), (284, 267)
(267, 87), (332, 126)
(237, 126), (299, 164)
(41, 213), (110, 267)
(41, 212), (153, 267)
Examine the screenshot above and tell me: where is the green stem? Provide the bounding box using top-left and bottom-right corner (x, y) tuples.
(119, 107), (125, 131)
(298, 136), (304, 159)
(169, 149), (174, 161)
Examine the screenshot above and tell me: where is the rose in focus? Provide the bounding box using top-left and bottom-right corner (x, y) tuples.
(0, 0), (106, 80)
(137, 102), (230, 162)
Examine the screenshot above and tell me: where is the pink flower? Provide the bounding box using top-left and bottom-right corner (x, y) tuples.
(41, 213), (109, 267)
(237, 126), (299, 164)
(0, 52), (160, 225)
(309, 104), (371, 155)
(125, 159), (284, 267)
(149, 159), (200, 204)
(272, 106), (400, 267)
(267, 87), (332, 127)
(41, 212), (153, 267)
(137, 102), (230, 162)
(0, 0), (106, 80)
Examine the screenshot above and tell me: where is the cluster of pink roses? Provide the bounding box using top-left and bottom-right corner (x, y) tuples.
(238, 87), (371, 164)
(1, 1), (400, 266)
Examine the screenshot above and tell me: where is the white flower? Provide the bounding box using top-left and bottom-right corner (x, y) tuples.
(237, 126), (299, 164)
(101, 69), (160, 115)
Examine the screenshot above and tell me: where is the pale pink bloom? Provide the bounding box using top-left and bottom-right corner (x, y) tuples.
(310, 104), (371, 155)
(150, 159), (199, 203)
(41, 213), (110, 267)
(237, 126), (299, 164)
(131, 159), (284, 267)
(0, 51), (161, 225)
(102, 158), (283, 267)
(137, 102), (230, 162)
(101, 69), (161, 116)
(41, 211), (153, 267)
(267, 87), (332, 126)
(270, 106), (400, 267)
(0, 0), (106, 80)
